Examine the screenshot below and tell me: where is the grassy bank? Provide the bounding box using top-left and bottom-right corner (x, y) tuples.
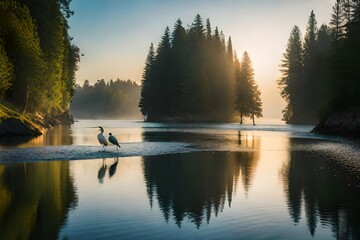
(0, 102), (42, 136)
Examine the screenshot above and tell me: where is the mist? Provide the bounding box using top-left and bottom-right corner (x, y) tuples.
(70, 79), (142, 120)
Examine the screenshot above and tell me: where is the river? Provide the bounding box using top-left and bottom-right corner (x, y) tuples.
(0, 119), (359, 239)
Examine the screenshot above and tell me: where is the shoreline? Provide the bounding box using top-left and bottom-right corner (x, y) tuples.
(0, 103), (74, 137)
(312, 107), (360, 138)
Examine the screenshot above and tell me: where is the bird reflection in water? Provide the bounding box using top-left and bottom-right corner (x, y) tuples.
(97, 157), (119, 183)
(97, 158), (107, 183)
(109, 157), (119, 178)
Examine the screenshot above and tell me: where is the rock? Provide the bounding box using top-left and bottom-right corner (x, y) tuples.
(312, 107), (360, 137)
(0, 117), (42, 136)
(55, 111), (74, 124)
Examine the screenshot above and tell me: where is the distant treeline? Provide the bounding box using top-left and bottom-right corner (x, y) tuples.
(278, 0), (360, 124)
(70, 79), (142, 119)
(0, 0), (79, 116)
(139, 14), (262, 123)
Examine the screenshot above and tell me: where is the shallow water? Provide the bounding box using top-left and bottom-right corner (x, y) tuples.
(0, 120), (359, 239)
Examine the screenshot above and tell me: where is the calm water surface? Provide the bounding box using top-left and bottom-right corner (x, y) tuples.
(0, 120), (359, 239)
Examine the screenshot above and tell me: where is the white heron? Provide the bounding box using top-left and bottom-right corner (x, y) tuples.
(97, 126), (108, 151)
(108, 132), (121, 151)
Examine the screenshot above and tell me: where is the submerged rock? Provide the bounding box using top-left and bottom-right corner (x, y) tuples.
(312, 107), (360, 137)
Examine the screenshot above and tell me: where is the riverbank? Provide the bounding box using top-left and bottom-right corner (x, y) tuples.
(0, 103), (73, 136)
(312, 107), (360, 138)
(0, 103), (42, 136)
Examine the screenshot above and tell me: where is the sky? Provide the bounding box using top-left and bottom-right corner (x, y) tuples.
(68, 0), (334, 118)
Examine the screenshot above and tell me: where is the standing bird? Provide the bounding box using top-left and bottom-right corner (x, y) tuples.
(97, 126), (108, 151)
(108, 132), (121, 151)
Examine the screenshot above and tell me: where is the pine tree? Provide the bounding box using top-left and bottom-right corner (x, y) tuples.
(171, 19), (188, 115)
(330, 0), (345, 41)
(149, 27), (172, 118)
(278, 26), (303, 122)
(302, 11), (321, 122)
(139, 43), (155, 118)
(226, 37), (234, 64)
(234, 53), (247, 124)
(186, 14), (209, 113)
(239, 52), (262, 125)
(303, 11), (318, 66)
(206, 18), (212, 40)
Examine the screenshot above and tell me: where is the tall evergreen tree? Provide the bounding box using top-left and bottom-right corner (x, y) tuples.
(206, 18), (212, 40)
(301, 10), (320, 122)
(241, 52), (262, 125)
(186, 14), (209, 114)
(139, 43), (155, 118)
(234, 53), (247, 124)
(171, 19), (188, 114)
(226, 37), (234, 64)
(278, 26), (303, 121)
(331, 0), (345, 41)
(235, 52), (262, 124)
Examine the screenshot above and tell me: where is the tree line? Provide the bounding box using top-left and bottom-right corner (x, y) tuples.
(70, 79), (142, 119)
(278, 0), (360, 124)
(0, 0), (79, 116)
(139, 14), (262, 123)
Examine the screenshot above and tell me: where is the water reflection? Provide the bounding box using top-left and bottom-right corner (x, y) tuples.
(282, 139), (360, 239)
(97, 157), (119, 183)
(98, 158), (107, 183)
(0, 161), (77, 240)
(142, 129), (260, 152)
(142, 150), (259, 228)
(0, 124), (73, 148)
(109, 157), (119, 178)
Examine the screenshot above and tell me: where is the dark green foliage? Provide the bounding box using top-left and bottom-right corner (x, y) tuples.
(331, 0), (345, 40)
(301, 11), (322, 123)
(139, 43), (156, 117)
(278, 26), (303, 122)
(235, 52), (262, 125)
(0, 0), (79, 116)
(0, 40), (13, 99)
(71, 79), (141, 119)
(278, 1), (360, 124)
(139, 14), (262, 122)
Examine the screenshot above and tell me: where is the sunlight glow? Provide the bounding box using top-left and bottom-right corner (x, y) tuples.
(69, 0), (334, 118)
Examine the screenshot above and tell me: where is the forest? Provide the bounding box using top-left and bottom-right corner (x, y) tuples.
(70, 79), (142, 119)
(278, 0), (360, 124)
(0, 0), (79, 117)
(139, 15), (262, 123)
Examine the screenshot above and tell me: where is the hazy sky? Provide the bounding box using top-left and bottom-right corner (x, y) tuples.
(69, 0), (334, 118)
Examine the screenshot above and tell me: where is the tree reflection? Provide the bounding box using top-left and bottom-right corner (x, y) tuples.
(0, 161), (77, 240)
(0, 124), (73, 147)
(282, 139), (360, 239)
(142, 150), (259, 228)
